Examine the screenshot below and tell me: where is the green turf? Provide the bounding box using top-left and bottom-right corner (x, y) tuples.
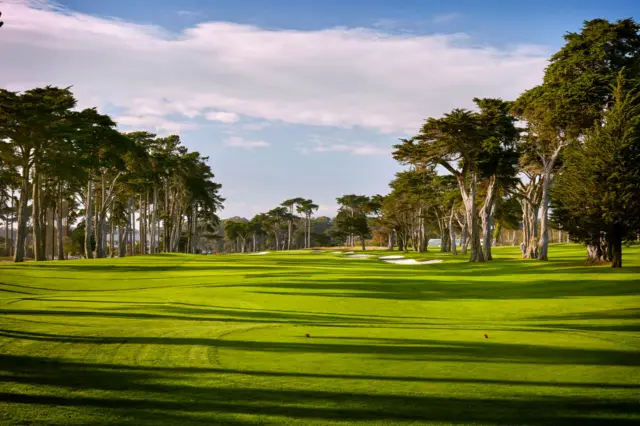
(0, 244), (639, 425)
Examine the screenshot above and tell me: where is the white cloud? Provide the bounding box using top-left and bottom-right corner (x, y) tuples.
(116, 115), (196, 135)
(243, 121), (271, 131)
(205, 111), (239, 123)
(1, 1), (548, 136)
(311, 143), (391, 156)
(224, 136), (270, 148)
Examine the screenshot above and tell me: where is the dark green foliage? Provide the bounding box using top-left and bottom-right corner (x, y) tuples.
(552, 73), (640, 267)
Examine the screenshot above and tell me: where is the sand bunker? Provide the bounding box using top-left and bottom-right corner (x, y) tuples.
(383, 259), (443, 265)
(346, 254), (375, 259)
(249, 251), (270, 255)
(343, 251), (355, 254)
(330, 251), (343, 254)
(379, 255), (405, 260)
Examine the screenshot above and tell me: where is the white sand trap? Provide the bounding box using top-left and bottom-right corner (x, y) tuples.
(344, 251), (355, 254)
(379, 255), (405, 260)
(250, 251), (270, 255)
(383, 259), (443, 265)
(346, 254), (375, 259)
(330, 251), (343, 254)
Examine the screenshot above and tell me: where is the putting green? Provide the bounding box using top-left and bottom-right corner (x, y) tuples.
(0, 244), (639, 425)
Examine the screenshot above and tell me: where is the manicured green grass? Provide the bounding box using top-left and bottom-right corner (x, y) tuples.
(0, 245), (639, 425)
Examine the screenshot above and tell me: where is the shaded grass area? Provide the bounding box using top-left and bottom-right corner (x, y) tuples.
(0, 244), (639, 425)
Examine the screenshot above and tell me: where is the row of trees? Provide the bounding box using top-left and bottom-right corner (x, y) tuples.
(385, 18), (640, 267)
(0, 87), (224, 262)
(223, 198), (319, 253)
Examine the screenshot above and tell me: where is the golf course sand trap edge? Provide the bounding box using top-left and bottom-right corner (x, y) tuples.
(379, 255), (405, 260)
(383, 259), (443, 265)
(250, 251), (270, 255)
(330, 251), (343, 254)
(345, 254), (376, 259)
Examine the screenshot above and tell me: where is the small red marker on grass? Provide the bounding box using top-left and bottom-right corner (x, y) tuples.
(306, 333), (310, 338)
(484, 333), (488, 339)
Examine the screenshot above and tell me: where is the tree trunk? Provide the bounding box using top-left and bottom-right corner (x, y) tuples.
(480, 176), (496, 261)
(388, 230), (395, 251)
(84, 178), (93, 259)
(13, 168), (30, 262)
(10, 189), (15, 258)
(138, 194), (143, 255)
(537, 174), (551, 261)
(586, 245), (601, 263)
(129, 198), (135, 256)
(32, 163), (43, 261)
(150, 185), (156, 254)
(144, 190), (149, 254)
(109, 216), (115, 258)
(449, 207), (457, 256)
(482, 202), (495, 261)
(3, 203), (8, 256)
(118, 226), (125, 257)
(459, 222), (468, 255)
(467, 172), (484, 262)
(56, 190), (64, 261)
(611, 230), (622, 268)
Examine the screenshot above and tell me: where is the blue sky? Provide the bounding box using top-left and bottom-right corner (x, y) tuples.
(2, 0), (639, 217)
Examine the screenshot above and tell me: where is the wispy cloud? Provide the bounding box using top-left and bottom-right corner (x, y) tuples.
(310, 143), (391, 156)
(224, 136), (270, 149)
(205, 111), (239, 123)
(115, 114), (196, 135)
(432, 12), (462, 24)
(242, 121), (271, 131)
(1, 1), (547, 136)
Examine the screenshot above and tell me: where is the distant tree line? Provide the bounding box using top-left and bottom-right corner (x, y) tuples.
(0, 88), (224, 262)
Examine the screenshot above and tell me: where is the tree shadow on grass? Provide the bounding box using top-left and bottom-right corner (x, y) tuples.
(1, 329), (638, 367)
(533, 309), (640, 321)
(241, 275), (640, 301)
(0, 307), (401, 327)
(0, 354), (637, 425)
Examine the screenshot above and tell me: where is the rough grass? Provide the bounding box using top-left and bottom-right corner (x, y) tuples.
(0, 244), (639, 425)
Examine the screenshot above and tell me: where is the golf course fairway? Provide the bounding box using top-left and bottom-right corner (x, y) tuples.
(1, 244), (639, 425)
